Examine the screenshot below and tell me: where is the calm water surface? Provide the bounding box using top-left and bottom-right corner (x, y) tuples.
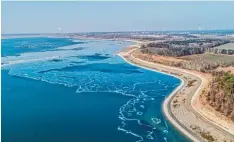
(1, 37), (188, 142)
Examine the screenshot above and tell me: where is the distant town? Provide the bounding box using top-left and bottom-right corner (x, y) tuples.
(56, 30), (234, 56)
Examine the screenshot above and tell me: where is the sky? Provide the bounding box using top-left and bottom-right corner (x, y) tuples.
(2, 1), (234, 34)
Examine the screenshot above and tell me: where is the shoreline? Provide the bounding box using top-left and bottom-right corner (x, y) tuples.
(118, 46), (234, 142)
(117, 50), (202, 142)
(3, 35), (234, 141)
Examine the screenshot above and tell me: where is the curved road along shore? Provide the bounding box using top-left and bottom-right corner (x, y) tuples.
(118, 47), (234, 142)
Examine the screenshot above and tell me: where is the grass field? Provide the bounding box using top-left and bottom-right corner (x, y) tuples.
(178, 53), (234, 71)
(214, 43), (234, 50)
(181, 53), (234, 63)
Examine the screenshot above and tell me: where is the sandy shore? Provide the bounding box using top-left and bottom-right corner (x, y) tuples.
(118, 46), (234, 142)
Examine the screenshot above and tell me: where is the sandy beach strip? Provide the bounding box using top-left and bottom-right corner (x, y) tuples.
(118, 46), (234, 142)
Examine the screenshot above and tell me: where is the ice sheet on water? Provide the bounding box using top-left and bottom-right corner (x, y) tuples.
(2, 38), (181, 142)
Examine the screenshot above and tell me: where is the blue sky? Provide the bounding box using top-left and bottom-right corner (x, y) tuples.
(2, 1), (234, 34)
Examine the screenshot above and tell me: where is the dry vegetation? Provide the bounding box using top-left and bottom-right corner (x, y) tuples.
(179, 53), (234, 72)
(204, 71), (234, 121)
(190, 125), (216, 142)
(136, 48), (234, 73)
(134, 47), (234, 122)
(141, 42), (205, 57)
(186, 80), (197, 87)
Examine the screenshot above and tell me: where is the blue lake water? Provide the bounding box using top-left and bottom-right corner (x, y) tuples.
(1, 37), (188, 142)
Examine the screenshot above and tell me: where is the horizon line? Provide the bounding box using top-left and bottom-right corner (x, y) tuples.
(2, 29), (234, 35)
